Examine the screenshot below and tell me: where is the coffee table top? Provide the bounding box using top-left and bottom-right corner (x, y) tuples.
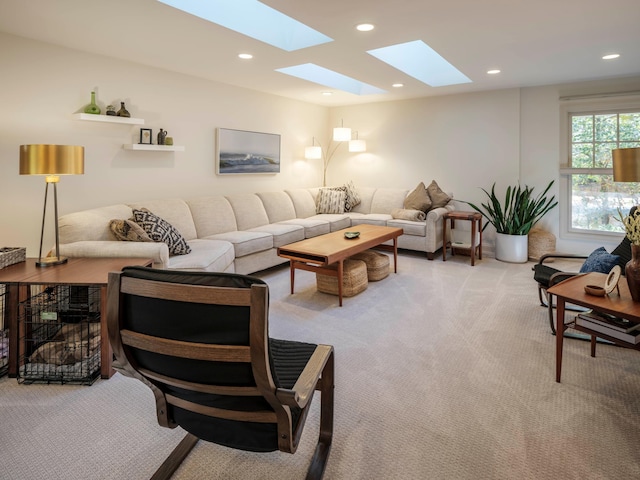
(277, 224), (402, 266)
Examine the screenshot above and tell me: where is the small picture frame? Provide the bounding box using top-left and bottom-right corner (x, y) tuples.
(139, 128), (152, 145)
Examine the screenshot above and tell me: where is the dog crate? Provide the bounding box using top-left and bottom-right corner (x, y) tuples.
(17, 285), (101, 385)
(0, 284), (8, 377)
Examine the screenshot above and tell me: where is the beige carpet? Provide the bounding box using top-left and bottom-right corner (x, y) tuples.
(1, 253), (639, 479)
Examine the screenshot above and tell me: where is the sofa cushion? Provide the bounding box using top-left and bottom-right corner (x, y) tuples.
(225, 194), (271, 230)
(256, 192), (297, 223)
(278, 218), (331, 238)
(370, 188), (409, 214)
(59, 204), (134, 243)
(350, 187), (376, 214)
(306, 214), (351, 232)
(248, 223), (305, 248)
(132, 208), (192, 256)
(285, 189), (317, 218)
(166, 239), (235, 272)
(186, 196), (238, 237)
(386, 219), (427, 236)
(404, 182), (432, 212)
(205, 230), (273, 258)
(316, 188), (346, 214)
(349, 214), (392, 227)
(109, 219), (153, 242)
(426, 180), (451, 209)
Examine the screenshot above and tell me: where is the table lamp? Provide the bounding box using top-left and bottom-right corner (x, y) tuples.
(19, 144), (85, 266)
(612, 147), (640, 182)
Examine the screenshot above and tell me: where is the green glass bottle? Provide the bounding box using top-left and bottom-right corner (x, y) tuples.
(84, 91), (101, 115)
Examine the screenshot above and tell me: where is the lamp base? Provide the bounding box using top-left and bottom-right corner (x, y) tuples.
(36, 256), (68, 267)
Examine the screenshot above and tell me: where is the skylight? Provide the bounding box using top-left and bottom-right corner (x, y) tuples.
(367, 40), (471, 87)
(157, 0), (333, 51)
(276, 64), (387, 96)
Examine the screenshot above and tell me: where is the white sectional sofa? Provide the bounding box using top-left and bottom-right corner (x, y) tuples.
(58, 187), (455, 275)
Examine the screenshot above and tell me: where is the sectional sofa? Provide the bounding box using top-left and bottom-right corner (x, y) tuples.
(57, 186), (456, 275)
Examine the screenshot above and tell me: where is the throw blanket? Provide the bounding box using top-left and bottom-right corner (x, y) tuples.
(391, 208), (426, 222)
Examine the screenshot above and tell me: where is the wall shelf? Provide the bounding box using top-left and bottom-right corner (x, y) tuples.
(73, 113), (145, 125)
(123, 144), (185, 152)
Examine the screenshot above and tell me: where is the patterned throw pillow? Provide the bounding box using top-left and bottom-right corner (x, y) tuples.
(109, 219), (153, 242)
(316, 188), (346, 214)
(579, 247), (619, 274)
(132, 208), (192, 256)
(404, 182), (432, 212)
(343, 180), (361, 212)
(426, 180), (451, 209)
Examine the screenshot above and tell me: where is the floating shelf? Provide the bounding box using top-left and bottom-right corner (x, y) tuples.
(123, 144), (185, 152)
(73, 113), (145, 125)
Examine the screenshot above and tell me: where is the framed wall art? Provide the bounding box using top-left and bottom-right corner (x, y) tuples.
(216, 128), (281, 175)
(139, 128), (152, 145)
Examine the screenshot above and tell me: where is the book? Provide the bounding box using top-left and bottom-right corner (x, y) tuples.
(578, 310), (640, 333)
(576, 316), (640, 344)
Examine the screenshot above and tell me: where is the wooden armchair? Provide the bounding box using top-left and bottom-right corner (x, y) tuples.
(106, 267), (334, 480)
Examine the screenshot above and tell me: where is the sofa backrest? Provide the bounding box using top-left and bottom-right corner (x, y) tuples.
(186, 196), (238, 237)
(59, 204), (133, 243)
(350, 187), (376, 214)
(129, 198), (198, 240)
(256, 191), (297, 223)
(285, 189), (317, 218)
(370, 188), (410, 214)
(225, 194), (270, 230)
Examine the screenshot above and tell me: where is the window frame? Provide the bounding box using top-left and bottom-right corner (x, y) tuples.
(559, 94), (640, 242)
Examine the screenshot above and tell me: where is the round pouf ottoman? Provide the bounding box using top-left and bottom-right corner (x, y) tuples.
(351, 249), (390, 281)
(528, 228), (556, 261)
(316, 259), (368, 297)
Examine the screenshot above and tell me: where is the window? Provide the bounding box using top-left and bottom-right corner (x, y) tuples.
(564, 109), (640, 235)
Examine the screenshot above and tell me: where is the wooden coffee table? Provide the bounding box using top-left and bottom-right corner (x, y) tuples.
(277, 224), (403, 306)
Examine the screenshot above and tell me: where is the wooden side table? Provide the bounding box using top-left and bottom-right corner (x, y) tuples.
(442, 211), (483, 266)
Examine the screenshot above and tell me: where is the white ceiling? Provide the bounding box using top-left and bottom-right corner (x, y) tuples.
(1, 0), (639, 106)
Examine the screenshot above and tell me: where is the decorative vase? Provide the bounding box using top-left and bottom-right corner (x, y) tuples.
(83, 91), (101, 115)
(106, 104), (116, 116)
(157, 128), (167, 145)
(625, 244), (640, 301)
(116, 102), (130, 117)
(495, 232), (528, 263)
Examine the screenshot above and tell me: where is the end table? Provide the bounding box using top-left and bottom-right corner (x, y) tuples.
(442, 211), (483, 266)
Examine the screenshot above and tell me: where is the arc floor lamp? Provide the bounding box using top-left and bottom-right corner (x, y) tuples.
(19, 144), (84, 267)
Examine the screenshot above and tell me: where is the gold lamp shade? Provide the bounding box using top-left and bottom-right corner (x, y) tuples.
(612, 147), (640, 182)
(20, 144), (84, 176)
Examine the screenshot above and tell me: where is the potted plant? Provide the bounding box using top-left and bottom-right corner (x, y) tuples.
(466, 180), (557, 263)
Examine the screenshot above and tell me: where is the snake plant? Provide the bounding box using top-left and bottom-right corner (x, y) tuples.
(466, 180), (558, 235)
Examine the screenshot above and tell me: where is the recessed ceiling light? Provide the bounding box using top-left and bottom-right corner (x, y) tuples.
(238, 53), (253, 59)
(603, 54), (620, 60)
(322, 92), (333, 96)
(356, 23), (375, 32)
(487, 69), (501, 75)
(367, 40), (471, 87)
(392, 83), (404, 88)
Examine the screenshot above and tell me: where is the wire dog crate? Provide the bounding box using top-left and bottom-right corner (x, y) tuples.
(18, 285), (101, 385)
(0, 284), (8, 377)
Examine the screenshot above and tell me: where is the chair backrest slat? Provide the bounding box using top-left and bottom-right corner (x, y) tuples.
(139, 367), (261, 396)
(166, 394), (277, 423)
(120, 329), (251, 363)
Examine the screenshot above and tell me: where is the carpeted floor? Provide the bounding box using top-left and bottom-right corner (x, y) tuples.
(1, 252), (639, 479)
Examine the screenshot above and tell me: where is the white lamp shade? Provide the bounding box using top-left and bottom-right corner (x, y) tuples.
(305, 145), (322, 160)
(348, 139), (366, 153)
(333, 127), (351, 142)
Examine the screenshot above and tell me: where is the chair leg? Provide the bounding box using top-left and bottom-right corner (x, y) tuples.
(151, 433), (199, 480)
(306, 351), (334, 480)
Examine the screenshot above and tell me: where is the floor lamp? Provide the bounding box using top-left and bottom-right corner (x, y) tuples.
(19, 144), (85, 267)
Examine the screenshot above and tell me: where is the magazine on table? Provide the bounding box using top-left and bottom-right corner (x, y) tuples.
(577, 309), (640, 333)
(576, 316), (640, 344)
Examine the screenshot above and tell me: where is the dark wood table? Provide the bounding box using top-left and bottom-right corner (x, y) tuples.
(547, 272), (640, 383)
(277, 224), (403, 306)
(442, 211), (483, 266)
(0, 257), (153, 379)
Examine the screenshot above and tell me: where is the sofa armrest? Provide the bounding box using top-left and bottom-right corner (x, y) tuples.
(58, 241), (170, 268)
(426, 204), (455, 223)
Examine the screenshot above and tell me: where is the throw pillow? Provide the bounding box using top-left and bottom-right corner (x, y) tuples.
(132, 208), (192, 256)
(316, 188), (346, 214)
(391, 208), (426, 222)
(343, 180), (361, 211)
(579, 247), (620, 274)
(109, 219), (153, 242)
(426, 180), (451, 209)
(403, 182), (432, 212)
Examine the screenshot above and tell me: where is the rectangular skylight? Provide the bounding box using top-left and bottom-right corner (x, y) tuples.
(157, 0), (332, 51)
(276, 63), (387, 95)
(367, 40), (471, 87)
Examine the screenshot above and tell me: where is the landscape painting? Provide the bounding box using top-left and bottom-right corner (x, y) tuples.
(216, 128), (281, 175)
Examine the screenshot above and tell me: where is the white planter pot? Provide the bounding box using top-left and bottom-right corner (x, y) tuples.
(495, 233), (528, 263)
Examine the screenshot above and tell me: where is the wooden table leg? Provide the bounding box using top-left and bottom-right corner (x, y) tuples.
(478, 218), (483, 260)
(100, 285), (115, 379)
(556, 298), (566, 383)
(290, 261), (295, 294)
(393, 238), (398, 273)
(442, 217), (448, 262)
(590, 335), (597, 357)
(470, 219), (477, 266)
(337, 260), (343, 307)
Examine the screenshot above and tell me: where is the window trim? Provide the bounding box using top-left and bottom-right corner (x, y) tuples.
(559, 94), (640, 242)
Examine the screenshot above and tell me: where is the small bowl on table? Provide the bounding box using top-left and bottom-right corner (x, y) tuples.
(584, 284), (606, 297)
(344, 231), (360, 239)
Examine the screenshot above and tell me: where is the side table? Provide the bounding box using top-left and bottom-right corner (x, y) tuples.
(442, 211), (483, 266)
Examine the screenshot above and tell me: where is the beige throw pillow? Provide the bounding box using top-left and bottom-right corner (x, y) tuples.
(109, 219), (153, 242)
(316, 188), (346, 214)
(404, 182), (432, 212)
(426, 180), (451, 209)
